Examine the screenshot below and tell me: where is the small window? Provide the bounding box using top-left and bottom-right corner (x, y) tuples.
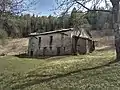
(39, 37), (41, 45)
(50, 36), (53, 45)
(64, 47), (66, 52)
(50, 47), (52, 50)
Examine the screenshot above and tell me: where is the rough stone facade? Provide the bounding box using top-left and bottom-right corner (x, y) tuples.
(28, 28), (95, 56)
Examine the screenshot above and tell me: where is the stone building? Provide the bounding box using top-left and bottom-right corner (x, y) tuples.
(28, 28), (95, 56)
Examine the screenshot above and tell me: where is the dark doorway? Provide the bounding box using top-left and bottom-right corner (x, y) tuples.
(43, 47), (47, 56)
(30, 51), (33, 56)
(57, 47), (61, 55)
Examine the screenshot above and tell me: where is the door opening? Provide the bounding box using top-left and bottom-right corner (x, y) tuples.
(30, 51), (33, 56)
(43, 47), (47, 56)
(57, 47), (60, 55)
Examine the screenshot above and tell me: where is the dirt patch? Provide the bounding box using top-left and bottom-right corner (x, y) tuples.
(0, 38), (29, 55)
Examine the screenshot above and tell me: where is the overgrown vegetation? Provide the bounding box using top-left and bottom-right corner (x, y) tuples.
(0, 50), (118, 90)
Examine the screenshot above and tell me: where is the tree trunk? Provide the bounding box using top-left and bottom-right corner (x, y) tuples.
(112, 1), (120, 60)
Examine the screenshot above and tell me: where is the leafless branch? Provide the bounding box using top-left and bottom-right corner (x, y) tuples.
(74, 0), (112, 13)
(0, 0), (39, 14)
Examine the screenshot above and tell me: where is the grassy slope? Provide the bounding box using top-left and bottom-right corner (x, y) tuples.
(0, 50), (119, 90)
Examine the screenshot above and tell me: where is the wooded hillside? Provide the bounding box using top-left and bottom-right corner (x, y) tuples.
(0, 7), (112, 39)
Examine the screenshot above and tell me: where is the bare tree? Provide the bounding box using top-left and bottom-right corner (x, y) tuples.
(55, 0), (120, 60)
(0, 0), (38, 14)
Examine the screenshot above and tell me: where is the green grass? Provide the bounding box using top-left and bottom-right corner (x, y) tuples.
(0, 50), (119, 90)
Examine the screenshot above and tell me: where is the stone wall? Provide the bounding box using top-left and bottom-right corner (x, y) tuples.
(28, 31), (72, 56)
(28, 36), (39, 56)
(28, 30), (94, 56)
(77, 38), (87, 54)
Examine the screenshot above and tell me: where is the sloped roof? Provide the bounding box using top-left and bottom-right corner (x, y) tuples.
(29, 28), (93, 40)
(71, 28), (92, 40)
(29, 28), (74, 36)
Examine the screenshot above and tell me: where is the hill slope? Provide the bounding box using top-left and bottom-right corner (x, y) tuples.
(0, 38), (29, 55)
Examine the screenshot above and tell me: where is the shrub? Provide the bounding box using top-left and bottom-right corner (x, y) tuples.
(0, 29), (8, 45)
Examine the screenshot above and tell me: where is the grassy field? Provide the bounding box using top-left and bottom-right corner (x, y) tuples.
(0, 50), (120, 90)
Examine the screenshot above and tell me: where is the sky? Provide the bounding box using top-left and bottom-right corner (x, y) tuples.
(25, 0), (57, 16)
(24, 0), (112, 16)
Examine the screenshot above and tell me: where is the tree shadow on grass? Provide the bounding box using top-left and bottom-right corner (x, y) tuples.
(14, 53), (54, 59)
(10, 59), (119, 90)
(14, 53), (75, 60)
(96, 46), (115, 51)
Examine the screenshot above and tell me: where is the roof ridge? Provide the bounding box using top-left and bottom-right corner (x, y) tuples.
(29, 28), (74, 36)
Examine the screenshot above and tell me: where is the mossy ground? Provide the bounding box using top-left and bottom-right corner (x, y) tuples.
(0, 50), (119, 90)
